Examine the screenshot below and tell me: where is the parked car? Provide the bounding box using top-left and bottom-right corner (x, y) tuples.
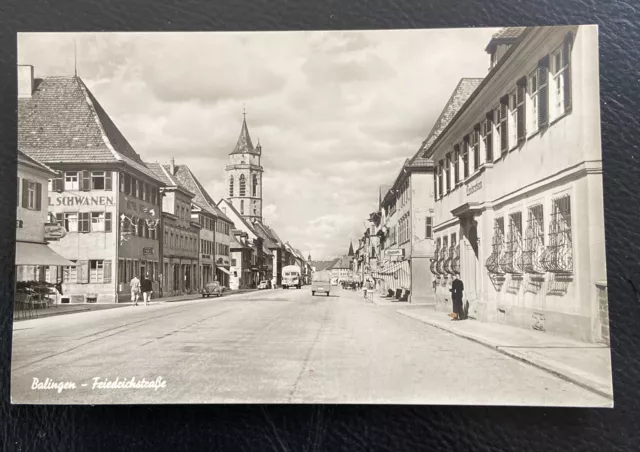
(258, 280), (271, 290)
(311, 280), (331, 297)
(201, 281), (223, 298)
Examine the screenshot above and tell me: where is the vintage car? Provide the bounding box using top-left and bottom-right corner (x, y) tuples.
(258, 280), (271, 290)
(201, 281), (223, 298)
(311, 280), (331, 296)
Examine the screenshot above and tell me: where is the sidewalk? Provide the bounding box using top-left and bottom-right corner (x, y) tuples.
(14, 288), (260, 321)
(397, 308), (613, 399)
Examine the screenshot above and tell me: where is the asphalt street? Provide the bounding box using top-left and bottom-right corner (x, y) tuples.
(11, 286), (610, 405)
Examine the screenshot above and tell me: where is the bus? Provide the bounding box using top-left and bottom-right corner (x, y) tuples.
(282, 265), (302, 289)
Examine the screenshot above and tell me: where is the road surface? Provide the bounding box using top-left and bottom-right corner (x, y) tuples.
(11, 286), (610, 405)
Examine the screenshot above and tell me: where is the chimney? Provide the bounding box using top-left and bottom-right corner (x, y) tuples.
(170, 158), (175, 175)
(18, 65), (34, 99)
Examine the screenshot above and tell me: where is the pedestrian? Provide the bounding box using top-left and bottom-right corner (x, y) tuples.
(450, 276), (465, 321)
(130, 274), (141, 306)
(141, 272), (153, 306)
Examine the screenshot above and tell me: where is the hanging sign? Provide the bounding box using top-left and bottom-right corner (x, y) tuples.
(385, 249), (405, 258)
(44, 225), (67, 240)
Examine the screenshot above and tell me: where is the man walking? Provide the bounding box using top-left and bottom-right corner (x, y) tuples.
(141, 272), (153, 306)
(450, 276), (465, 321)
(130, 274), (141, 306)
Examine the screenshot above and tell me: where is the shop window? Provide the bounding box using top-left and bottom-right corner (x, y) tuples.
(64, 261), (78, 283)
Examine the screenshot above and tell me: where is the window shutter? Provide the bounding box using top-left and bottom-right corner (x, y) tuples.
(21, 179), (29, 208)
(563, 31), (573, 113)
(80, 212), (90, 233)
(485, 112), (493, 162)
(105, 172), (113, 191)
(105, 212), (112, 232)
(35, 182), (42, 211)
(79, 260), (89, 283)
(57, 176), (64, 192)
(453, 145), (460, 183)
(500, 96), (509, 152)
(56, 213), (64, 226)
(517, 77), (527, 142)
(104, 260), (112, 283)
(81, 170), (91, 191)
(538, 55), (550, 128)
(463, 136), (470, 178)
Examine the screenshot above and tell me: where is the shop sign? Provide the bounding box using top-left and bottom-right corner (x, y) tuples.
(386, 249), (404, 258)
(49, 195), (115, 207)
(201, 254), (212, 260)
(143, 247), (154, 256)
(44, 225), (67, 240)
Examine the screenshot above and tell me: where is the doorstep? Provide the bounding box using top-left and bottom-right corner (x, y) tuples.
(397, 308), (613, 400)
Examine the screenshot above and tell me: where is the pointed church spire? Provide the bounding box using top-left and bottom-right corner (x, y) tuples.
(230, 108), (255, 155)
(348, 241), (354, 256)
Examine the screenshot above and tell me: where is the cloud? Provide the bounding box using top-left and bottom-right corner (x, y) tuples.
(18, 28), (500, 260)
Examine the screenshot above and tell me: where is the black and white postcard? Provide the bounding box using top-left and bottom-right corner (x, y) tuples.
(11, 26), (612, 406)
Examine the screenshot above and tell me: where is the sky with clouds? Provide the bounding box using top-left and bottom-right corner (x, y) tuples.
(18, 28), (499, 260)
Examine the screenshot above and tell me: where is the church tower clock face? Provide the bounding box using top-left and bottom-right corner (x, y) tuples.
(225, 111), (263, 224)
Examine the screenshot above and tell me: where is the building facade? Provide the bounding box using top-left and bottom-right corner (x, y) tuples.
(15, 150), (74, 288)
(229, 229), (253, 289)
(18, 66), (165, 303)
(425, 26), (606, 342)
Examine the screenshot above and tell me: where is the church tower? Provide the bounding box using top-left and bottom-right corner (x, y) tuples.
(226, 111), (263, 224)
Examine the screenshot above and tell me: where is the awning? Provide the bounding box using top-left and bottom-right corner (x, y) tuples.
(217, 266), (230, 275)
(15, 242), (76, 266)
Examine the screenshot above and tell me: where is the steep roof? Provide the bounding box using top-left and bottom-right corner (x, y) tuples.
(218, 199), (258, 237)
(262, 223), (284, 246)
(18, 150), (57, 176)
(330, 255), (353, 270)
(172, 164), (233, 222)
(311, 260), (337, 272)
(145, 162), (195, 198)
(410, 78), (483, 163)
(230, 117), (258, 155)
(18, 75), (162, 183)
(252, 221), (280, 249)
(485, 27), (526, 52)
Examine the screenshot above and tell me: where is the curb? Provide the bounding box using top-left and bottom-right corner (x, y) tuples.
(397, 310), (614, 401)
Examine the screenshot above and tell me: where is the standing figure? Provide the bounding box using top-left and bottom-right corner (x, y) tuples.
(141, 272), (153, 306)
(130, 274), (141, 306)
(450, 276), (465, 321)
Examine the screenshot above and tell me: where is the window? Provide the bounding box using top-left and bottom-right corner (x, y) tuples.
(241, 200), (244, 215)
(65, 172), (79, 190)
(64, 213), (78, 232)
(425, 217), (433, 239)
(542, 195), (573, 273)
(453, 145), (460, 183)
(27, 181), (36, 209)
(472, 126), (480, 171)
(252, 174), (258, 197)
(486, 217), (505, 275)
(445, 153), (451, 192)
(91, 171), (112, 190)
(124, 174), (131, 194)
(537, 55), (550, 128)
(509, 91), (518, 149)
(551, 45), (569, 120)
(91, 212), (105, 232)
(502, 212), (523, 274)
(229, 176), (234, 197)
(64, 261), (78, 283)
(239, 175), (246, 197)
(483, 114), (493, 162)
(89, 260), (111, 283)
(523, 204), (544, 274)
(499, 97), (508, 153)
(119, 173), (125, 192)
(142, 182), (147, 201)
(437, 161), (443, 198)
(79, 212), (90, 233)
(462, 137), (469, 178)
(135, 179), (140, 199)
